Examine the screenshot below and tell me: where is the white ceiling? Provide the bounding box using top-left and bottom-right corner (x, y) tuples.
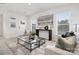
(0, 3), (70, 16)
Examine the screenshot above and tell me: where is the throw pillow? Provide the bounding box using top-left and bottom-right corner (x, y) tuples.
(70, 31), (75, 36)
(61, 34), (66, 38)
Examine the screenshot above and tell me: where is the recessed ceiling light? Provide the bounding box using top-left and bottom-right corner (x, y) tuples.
(28, 3), (31, 5)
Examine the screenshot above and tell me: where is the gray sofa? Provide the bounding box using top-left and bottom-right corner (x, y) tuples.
(45, 36), (78, 55)
(45, 45), (74, 55)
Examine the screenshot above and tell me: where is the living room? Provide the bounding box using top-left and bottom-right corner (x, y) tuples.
(0, 3), (79, 55)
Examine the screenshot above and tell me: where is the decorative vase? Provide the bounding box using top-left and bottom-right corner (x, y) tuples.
(44, 26), (48, 30)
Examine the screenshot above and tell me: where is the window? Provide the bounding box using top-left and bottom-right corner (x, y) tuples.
(57, 12), (70, 35)
(32, 24), (36, 32)
(58, 20), (69, 35)
(32, 18), (37, 33)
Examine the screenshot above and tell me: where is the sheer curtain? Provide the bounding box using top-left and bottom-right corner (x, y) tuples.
(73, 24), (79, 37)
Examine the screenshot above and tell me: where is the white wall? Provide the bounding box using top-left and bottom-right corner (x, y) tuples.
(0, 15), (3, 36)
(0, 9), (6, 37)
(26, 16), (32, 33)
(0, 9), (32, 38)
(0, 4), (79, 39)
(69, 5), (79, 36)
(30, 4), (79, 40)
(3, 11), (27, 38)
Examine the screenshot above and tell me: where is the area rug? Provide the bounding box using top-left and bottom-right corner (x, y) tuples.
(6, 41), (55, 55)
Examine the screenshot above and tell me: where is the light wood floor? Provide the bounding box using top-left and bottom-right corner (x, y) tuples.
(0, 37), (55, 55)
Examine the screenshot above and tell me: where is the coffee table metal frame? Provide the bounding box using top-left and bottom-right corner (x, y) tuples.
(17, 37), (45, 52)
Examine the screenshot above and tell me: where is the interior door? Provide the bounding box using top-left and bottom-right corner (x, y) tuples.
(18, 20), (26, 36)
(0, 15), (3, 36)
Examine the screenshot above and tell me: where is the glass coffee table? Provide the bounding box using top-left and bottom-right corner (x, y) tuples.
(17, 36), (45, 52)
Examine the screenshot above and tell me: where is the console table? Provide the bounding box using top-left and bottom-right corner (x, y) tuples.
(36, 29), (52, 41)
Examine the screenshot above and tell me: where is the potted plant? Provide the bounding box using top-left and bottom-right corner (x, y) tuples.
(29, 32), (36, 40)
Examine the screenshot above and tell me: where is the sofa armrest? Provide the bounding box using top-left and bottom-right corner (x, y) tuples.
(45, 45), (74, 55)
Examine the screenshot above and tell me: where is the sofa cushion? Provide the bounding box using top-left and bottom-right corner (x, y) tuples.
(55, 37), (65, 49)
(45, 45), (74, 55)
